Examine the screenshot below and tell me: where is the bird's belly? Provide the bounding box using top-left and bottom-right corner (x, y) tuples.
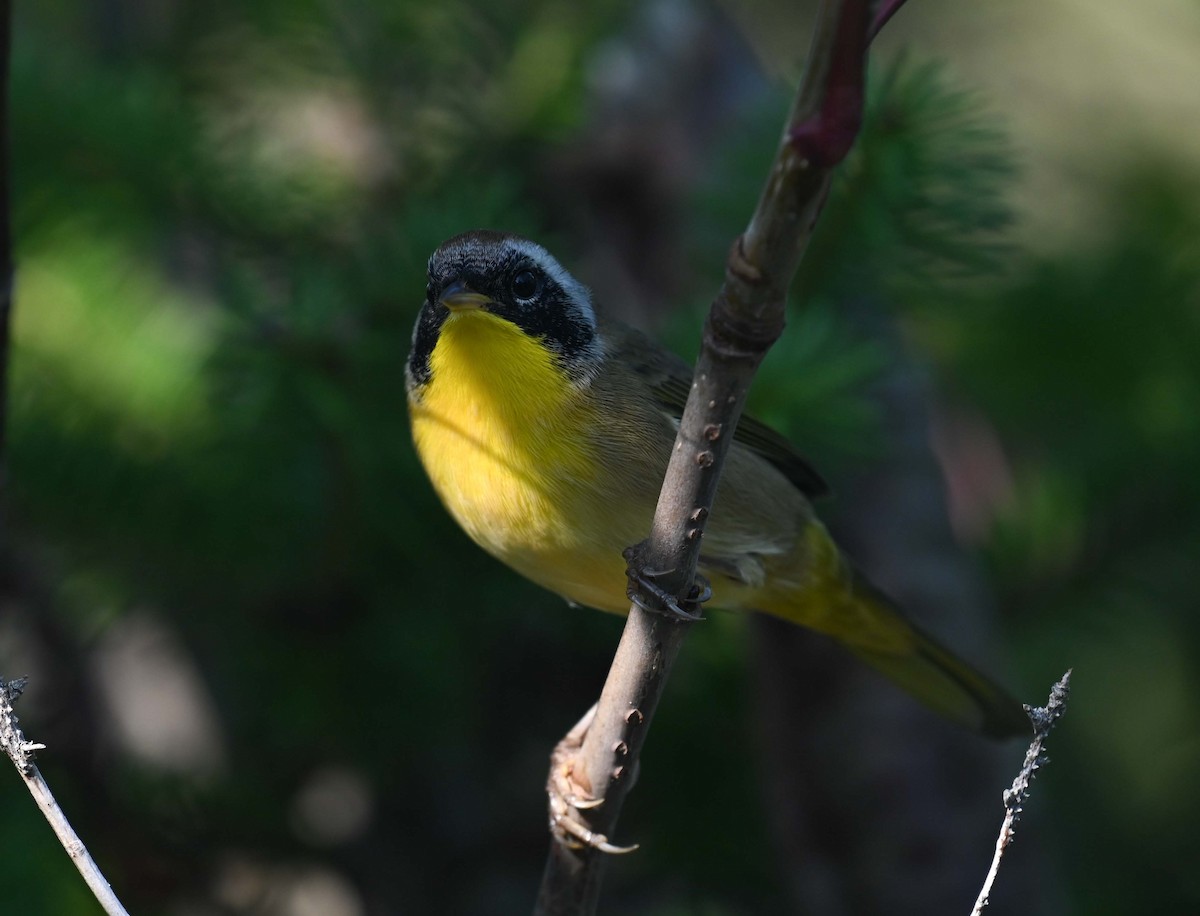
(410, 399), (642, 613)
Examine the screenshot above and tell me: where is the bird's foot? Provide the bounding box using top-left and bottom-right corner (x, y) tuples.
(547, 705), (638, 854)
(623, 544), (708, 622)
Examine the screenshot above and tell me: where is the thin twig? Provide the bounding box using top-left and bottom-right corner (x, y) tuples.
(0, 11), (127, 911)
(535, 2), (904, 913)
(971, 670), (1072, 915)
(1, 677), (132, 916)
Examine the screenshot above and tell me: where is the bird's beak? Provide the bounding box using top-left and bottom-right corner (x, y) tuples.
(438, 279), (492, 312)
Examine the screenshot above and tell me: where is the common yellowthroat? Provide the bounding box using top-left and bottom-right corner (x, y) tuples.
(406, 230), (1027, 738)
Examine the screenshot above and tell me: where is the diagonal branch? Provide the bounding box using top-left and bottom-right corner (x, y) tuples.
(971, 670), (1072, 915)
(535, 2), (905, 912)
(1, 677), (132, 916)
(0, 9), (127, 915)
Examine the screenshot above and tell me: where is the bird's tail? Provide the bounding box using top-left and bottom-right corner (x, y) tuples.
(761, 526), (1030, 739)
(844, 601), (1031, 739)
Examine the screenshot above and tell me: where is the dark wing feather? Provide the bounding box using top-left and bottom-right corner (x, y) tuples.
(616, 323), (830, 500)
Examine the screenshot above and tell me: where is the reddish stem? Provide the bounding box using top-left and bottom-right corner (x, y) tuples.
(788, 0), (870, 169)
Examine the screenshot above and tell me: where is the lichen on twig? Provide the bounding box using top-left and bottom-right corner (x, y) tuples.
(971, 669), (1072, 915)
(0, 676), (45, 774)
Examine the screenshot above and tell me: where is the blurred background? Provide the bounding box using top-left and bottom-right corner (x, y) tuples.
(2, 1), (1199, 913)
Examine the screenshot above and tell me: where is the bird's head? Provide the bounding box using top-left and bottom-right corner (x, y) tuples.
(406, 231), (600, 390)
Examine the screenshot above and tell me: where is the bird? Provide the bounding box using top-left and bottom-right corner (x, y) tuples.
(405, 229), (1028, 739)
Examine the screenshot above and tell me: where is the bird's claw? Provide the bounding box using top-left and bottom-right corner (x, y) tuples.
(627, 585), (704, 622)
(547, 705), (639, 855)
(622, 543), (708, 622)
(565, 794), (604, 811)
(625, 567), (708, 624)
(548, 788), (638, 854)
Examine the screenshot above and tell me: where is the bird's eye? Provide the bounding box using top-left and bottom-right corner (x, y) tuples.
(511, 269), (540, 301)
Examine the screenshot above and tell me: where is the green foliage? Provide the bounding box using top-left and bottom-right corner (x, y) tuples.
(912, 166), (1200, 915)
(7, 3), (638, 913)
(3, 4), (1199, 915)
(685, 58), (1016, 469)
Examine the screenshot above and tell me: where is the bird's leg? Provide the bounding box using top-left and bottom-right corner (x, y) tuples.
(623, 543), (708, 622)
(547, 704), (639, 854)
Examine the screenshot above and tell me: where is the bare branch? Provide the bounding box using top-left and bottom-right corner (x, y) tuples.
(1, 676), (132, 916)
(535, 2), (890, 912)
(971, 670), (1072, 915)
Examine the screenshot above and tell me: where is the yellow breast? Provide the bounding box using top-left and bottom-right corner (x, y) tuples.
(409, 310), (628, 604)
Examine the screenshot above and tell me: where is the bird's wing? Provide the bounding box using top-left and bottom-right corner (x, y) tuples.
(616, 325), (830, 500)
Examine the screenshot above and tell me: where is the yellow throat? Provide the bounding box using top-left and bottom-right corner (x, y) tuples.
(408, 309), (606, 589)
